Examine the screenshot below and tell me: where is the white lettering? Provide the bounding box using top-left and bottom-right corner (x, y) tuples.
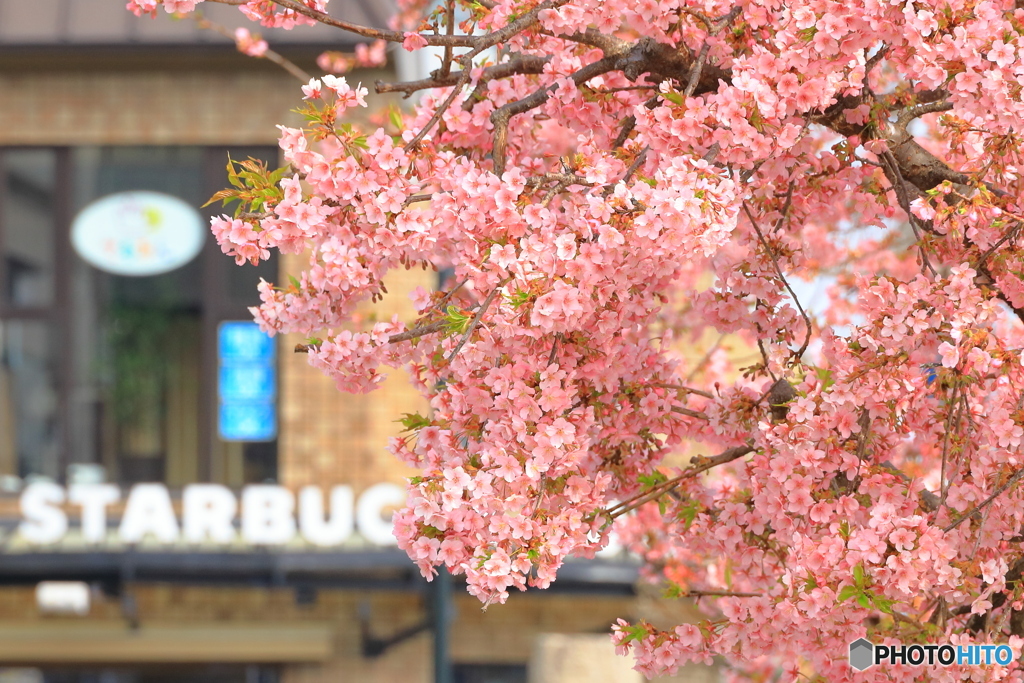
(356, 483), (405, 546)
(241, 485), (295, 545)
(299, 485), (354, 546)
(19, 482), (67, 544)
(183, 484), (237, 543)
(119, 484), (179, 543)
(68, 484), (120, 543)
(18, 481), (409, 548)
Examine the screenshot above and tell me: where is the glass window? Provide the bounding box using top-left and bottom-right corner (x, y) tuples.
(69, 147), (207, 485)
(1, 150), (57, 310)
(0, 146), (280, 487)
(0, 319), (60, 478)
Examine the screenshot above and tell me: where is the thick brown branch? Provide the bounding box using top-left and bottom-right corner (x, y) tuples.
(376, 55), (550, 97)
(491, 54), (623, 175)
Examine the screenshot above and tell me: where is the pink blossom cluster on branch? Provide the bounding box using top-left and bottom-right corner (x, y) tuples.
(133, 0), (1024, 680)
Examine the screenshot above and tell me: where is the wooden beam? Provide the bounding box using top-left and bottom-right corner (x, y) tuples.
(0, 622), (333, 663)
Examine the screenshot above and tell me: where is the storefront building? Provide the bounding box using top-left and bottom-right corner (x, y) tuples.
(0, 3), (717, 683)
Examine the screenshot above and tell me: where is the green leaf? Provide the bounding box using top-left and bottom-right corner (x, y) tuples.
(677, 500), (700, 530)
(837, 585), (859, 603)
(444, 305), (473, 334)
(856, 594), (871, 609)
(398, 412), (432, 432)
(853, 562), (866, 587)
(389, 106), (405, 131)
(797, 26), (818, 42)
(638, 471), (668, 488)
(662, 91), (684, 105)
(871, 594), (895, 614)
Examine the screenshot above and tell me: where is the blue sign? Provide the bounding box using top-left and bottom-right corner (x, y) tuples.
(219, 402), (277, 442)
(219, 365), (276, 402)
(219, 321), (275, 362)
(217, 321), (277, 441)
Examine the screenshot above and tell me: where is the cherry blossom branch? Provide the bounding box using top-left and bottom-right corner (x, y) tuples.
(445, 278), (511, 363)
(405, 72), (471, 150)
(440, 0), (456, 80)
(944, 467), (1024, 533)
(896, 98), (953, 128)
(194, 13), (311, 81)
(972, 221), (1023, 270)
(742, 202), (814, 363)
(263, 0), (463, 45)
(649, 383), (715, 399)
(877, 149), (938, 277)
(682, 7), (741, 99)
(609, 94), (660, 149)
(492, 54), (622, 175)
(670, 406), (710, 420)
(376, 55), (550, 97)
(605, 443), (754, 519)
(388, 320), (448, 343)
(879, 461), (939, 512)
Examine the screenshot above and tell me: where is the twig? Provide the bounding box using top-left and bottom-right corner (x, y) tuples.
(388, 320), (449, 343)
(376, 55), (550, 97)
(548, 336), (560, 367)
(648, 383), (715, 399)
(945, 467), (1024, 532)
(440, 0), (456, 79)
(683, 7), (741, 99)
(865, 43), (890, 75)
(611, 95), (660, 149)
(878, 149), (938, 277)
(937, 386), (959, 512)
(405, 72), (471, 150)
(619, 146), (650, 186)
(605, 443), (754, 518)
(742, 199), (814, 362)
(670, 406), (710, 420)
(261, 0), (464, 46)
(973, 221), (1022, 270)
(491, 54), (621, 175)
(194, 14), (310, 82)
(445, 278), (511, 362)
(879, 461), (940, 512)
(403, 193), (434, 205)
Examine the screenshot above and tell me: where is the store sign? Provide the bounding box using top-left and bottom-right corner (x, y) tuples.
(218, 322), (277, 441)
(71, 191), (205, 276)
(17, 482), (406, 548)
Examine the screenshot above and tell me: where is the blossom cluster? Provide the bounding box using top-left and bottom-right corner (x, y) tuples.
(131, 0), (1024, 680)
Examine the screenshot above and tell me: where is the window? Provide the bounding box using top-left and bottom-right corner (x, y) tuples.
(0, 146), (279, 487)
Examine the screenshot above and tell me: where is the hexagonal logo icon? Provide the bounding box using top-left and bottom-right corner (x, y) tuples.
(849, 638), (874, 671)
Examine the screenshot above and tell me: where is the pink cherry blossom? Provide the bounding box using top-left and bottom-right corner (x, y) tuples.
(131, 0), (1024, 679)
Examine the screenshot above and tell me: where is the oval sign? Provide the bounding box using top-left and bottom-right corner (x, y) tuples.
(71, 191), (205, 276)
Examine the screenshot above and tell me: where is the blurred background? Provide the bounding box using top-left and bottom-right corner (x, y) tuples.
(0, 2), (717, 682)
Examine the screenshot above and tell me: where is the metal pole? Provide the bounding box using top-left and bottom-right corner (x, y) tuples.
(433, 566), (453, 683)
